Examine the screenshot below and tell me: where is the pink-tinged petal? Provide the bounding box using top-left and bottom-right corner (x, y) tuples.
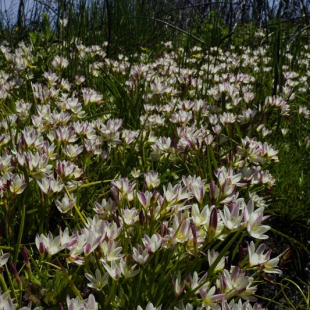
(0, 252), (10, 266)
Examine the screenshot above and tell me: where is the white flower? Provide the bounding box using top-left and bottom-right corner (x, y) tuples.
(132, 245), (149, 265)
(262, 257), (282, 274)
(244, 200), (270, 240)
(54, 193), (75, 213)
(9, 174), (27, 194)
(66, 294), (98, 310)
(219, 204), (243, 230)
(101, 260), (121, 280)
(191, 204), (211, 226)
(248, 241), (270, 267)
(85, 269), (109, 291)
(142, 233), (162, 253)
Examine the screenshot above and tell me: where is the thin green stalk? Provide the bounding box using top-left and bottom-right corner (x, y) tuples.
(57, 258), (82, 299)
(234, 122), (243, 140)
(14, 195), (26, 265)
(105, 277), (117, 307)
(3, 194), (10, 247)
(0, 273), (9, 293)
(281, 278), (309, 308)
(259, 294), (291, 310)
(4, 264), (16, 300)
(0, 246), (14, 251)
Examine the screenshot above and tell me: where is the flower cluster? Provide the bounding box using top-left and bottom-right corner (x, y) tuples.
(0, 32), (309, 310)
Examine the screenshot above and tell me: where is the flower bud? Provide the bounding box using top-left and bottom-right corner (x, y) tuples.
(21, 247), (31, 270)
(10, 261), (22, 286)
(208, 207), (218, 240)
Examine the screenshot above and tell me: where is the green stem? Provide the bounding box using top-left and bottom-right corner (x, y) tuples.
(0, 246), (14, 251)
(259, 291), (292, 310)
(0, 273), (9, 293)
(4, 195), (10, 247)
(105, 278), (117, 307)
(57, 258), (82, 299)
(68, 179), (114, 192)
(14, 197), (26, 264)
(207, 145), (214, 181)
(281, 278), (309, 307)
(208, 145), (218, 170)
(5, 264), (16, 300)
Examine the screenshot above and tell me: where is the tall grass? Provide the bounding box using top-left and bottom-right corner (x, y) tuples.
(0, 1), (307, 55)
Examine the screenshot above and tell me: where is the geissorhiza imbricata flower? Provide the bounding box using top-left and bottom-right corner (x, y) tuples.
(142, 233), (162, 253)
(62, 144), (84, 158)
(94, 198), (116, 215)
(99, 240), (123, 262)
(82, 87), (103, 105)
(261, 256), (282, 274)
(66, 294), (98, 310)
(217, 266), (257, 300)
(35, 232), (64, 255)
(111, 177), (136, 201)
(171, 212), (192, 244)
(58, 227), (77, 248)
(83, 229), (102, 255)
(106, 221), (122, 240)
(221, 299), (265, 310)
(101, 259), (121, 280)
(119, 257), (140, 278)
(173, 302), (198, 310)
(132, 245), (150, 265)
(247, 241), (271, 267)
(37, 175), (64, 195)
(9, 173), (27, 195)
(244, 200), (270, 240)
(85, 269), (109, 291)
(56, 159), (83, 179)
(191, 203), (211, 226)
(199, 285), (226, 309)
(189, 271), (208, 293)
(121, 207), (139, 225)
(51, 55), (69, 70)
(54, 193), (76, 213)
(144, 170), (161, 189)
(219, 203), (243, 230)
(172, 271), (185, 296)
(137, 190), (153, 209)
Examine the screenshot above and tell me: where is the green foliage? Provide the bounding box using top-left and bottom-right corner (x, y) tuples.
(22, 269), (71, 307)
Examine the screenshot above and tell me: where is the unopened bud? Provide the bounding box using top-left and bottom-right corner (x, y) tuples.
(161, 221), (168, 237)
(139, 209), (144, 225)
(208, 206), (218, 240)
(21, 247), (31, 270)
(10, 261), (22, 287)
